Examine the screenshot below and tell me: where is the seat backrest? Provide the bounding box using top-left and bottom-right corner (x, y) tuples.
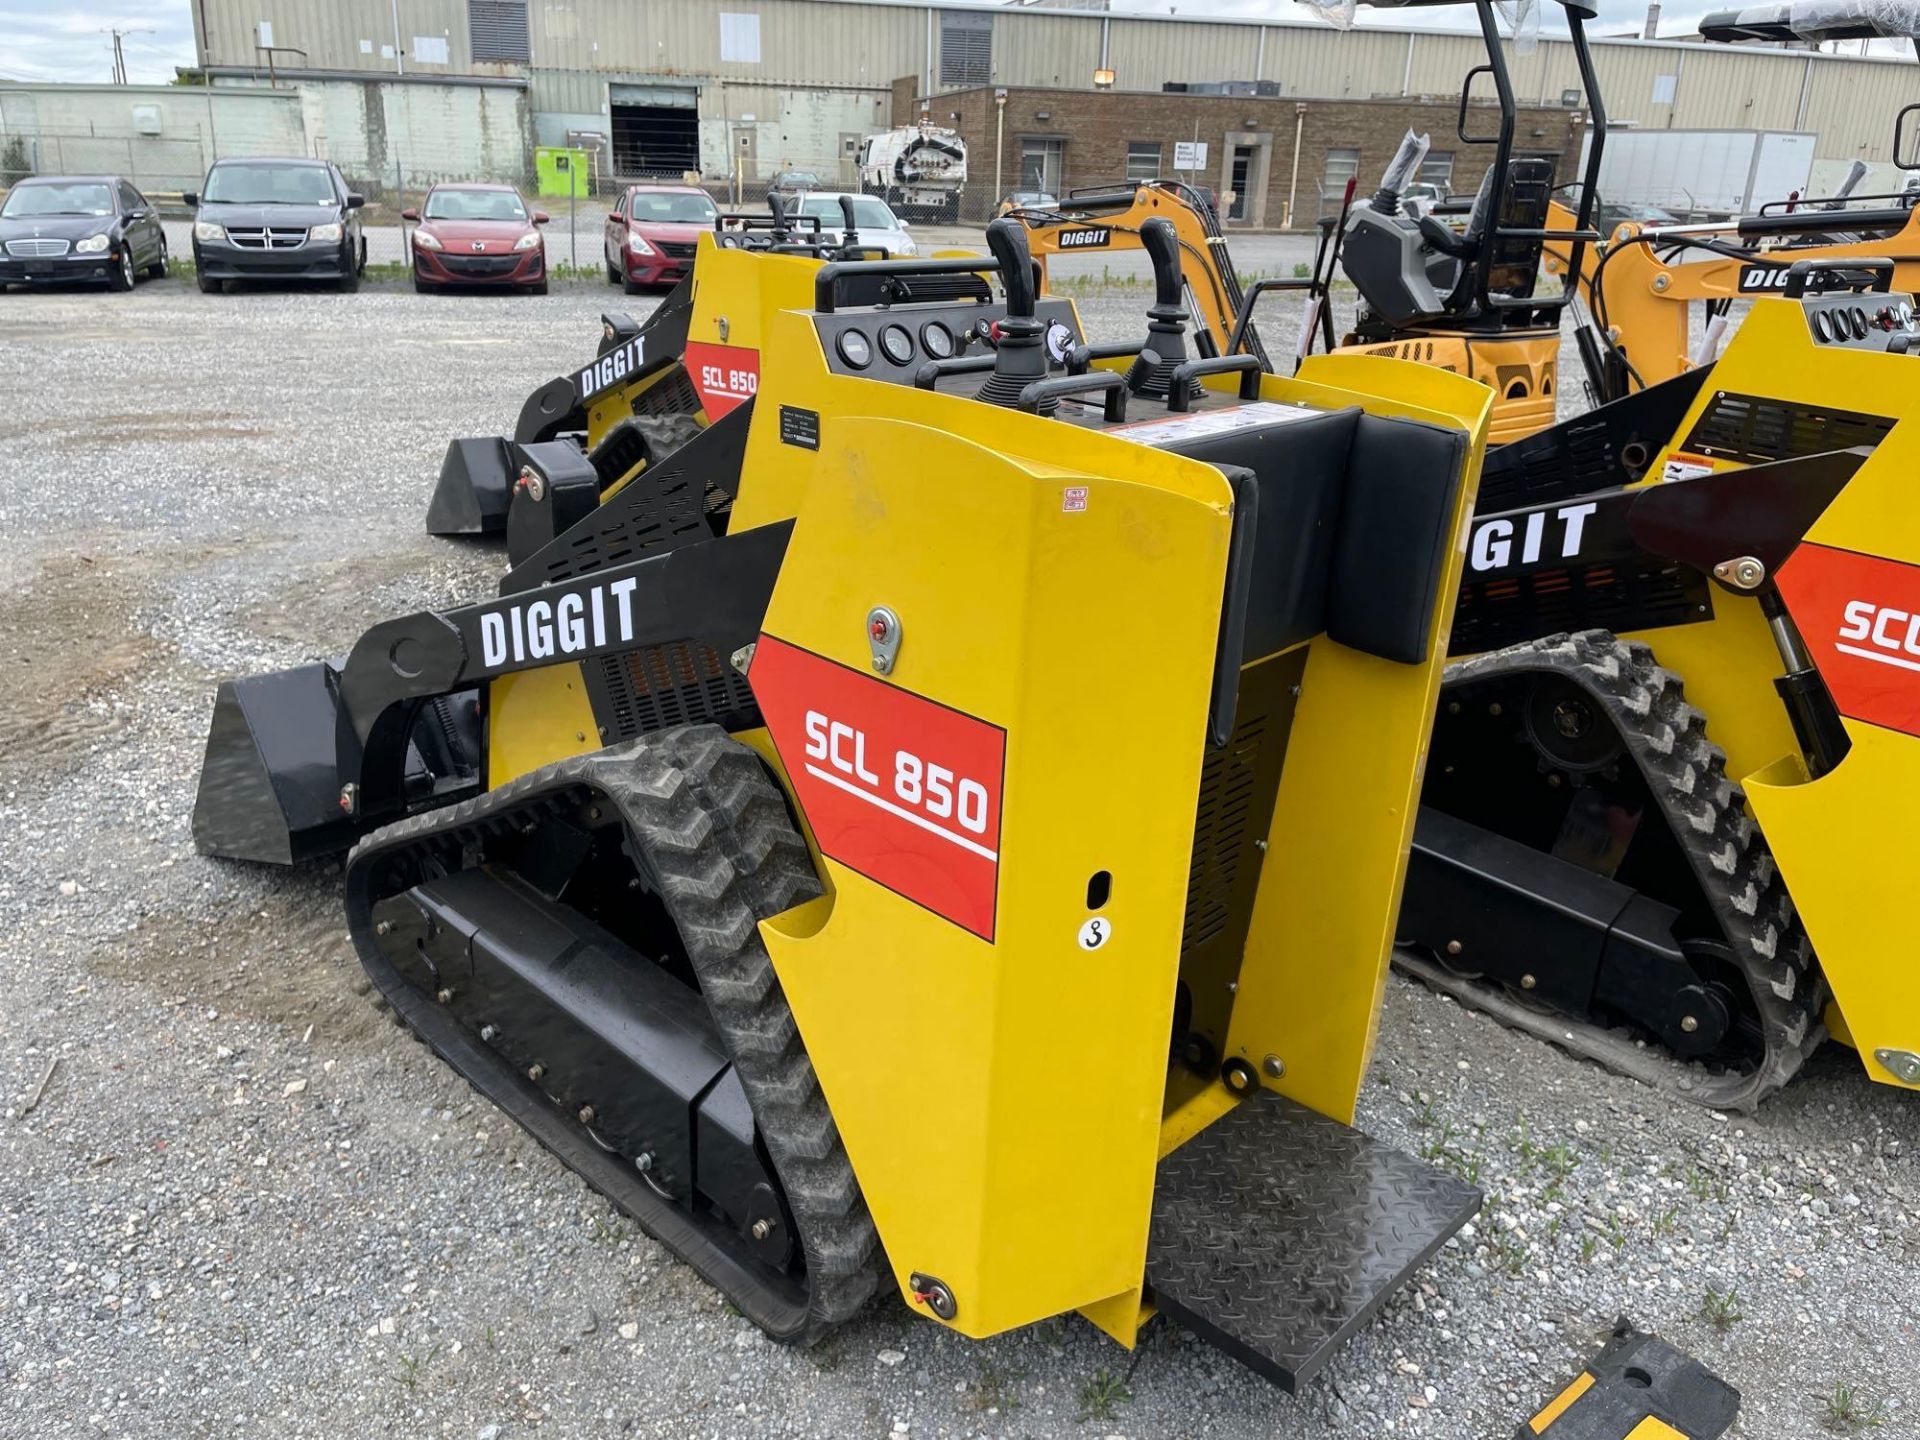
(1479, 157), (1556, 302)
(1160, 405), (1469, 667)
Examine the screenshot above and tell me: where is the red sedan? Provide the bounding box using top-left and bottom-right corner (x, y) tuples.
(605, 184), (719, 293)
(405, 184), (549, 294)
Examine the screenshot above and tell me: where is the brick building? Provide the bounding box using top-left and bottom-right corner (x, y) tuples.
(893, 77), (1584, 228)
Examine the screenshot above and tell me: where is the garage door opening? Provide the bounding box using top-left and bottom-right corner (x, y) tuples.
(609, 84), (699, 179)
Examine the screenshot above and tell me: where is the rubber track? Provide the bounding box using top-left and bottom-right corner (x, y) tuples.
(1397, 629), (1826, 1111)
(345, 724), (881, 1343)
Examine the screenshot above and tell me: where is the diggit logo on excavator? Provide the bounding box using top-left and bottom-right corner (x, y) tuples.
(1777, 542), (1920, 740)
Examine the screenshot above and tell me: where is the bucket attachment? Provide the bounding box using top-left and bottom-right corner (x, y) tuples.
(426, 436), (516, 537)
(192, 662), (482, 865)
(1146, 1091), (1480, 1392)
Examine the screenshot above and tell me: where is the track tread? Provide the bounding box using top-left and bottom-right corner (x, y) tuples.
(1409, 628), (1824, 1110)
(346, 727), (880, 1343)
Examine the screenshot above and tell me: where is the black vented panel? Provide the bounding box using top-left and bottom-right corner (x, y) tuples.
(1450, 559), (1711, 656)
(1684, 393), (1893, 465)
(1182, 713), (1270, 952)
(1477, 415), (1622, 512)
(634, 366), (700, 417)
(592, 641), (758, 740)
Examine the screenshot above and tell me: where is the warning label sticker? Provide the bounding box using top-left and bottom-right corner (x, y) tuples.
(1112, 400), (1322, 448)
(751, 636), (1006, 941)
(1660, 451), (1717, 484)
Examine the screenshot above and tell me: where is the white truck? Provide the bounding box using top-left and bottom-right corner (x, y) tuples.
(1576, 128), (1817, 219)
(858, 125), (968, 223)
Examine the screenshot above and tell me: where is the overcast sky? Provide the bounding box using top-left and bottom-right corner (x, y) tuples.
(0, 0), (1895, 85)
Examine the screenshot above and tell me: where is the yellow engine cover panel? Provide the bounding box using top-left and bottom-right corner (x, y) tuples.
(750, 408), (1232, 1340)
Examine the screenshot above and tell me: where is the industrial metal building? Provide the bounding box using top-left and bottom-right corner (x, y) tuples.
(6, 0), (1908, 220)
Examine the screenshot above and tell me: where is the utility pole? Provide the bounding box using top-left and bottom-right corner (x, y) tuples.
(103, 28), (155, 84)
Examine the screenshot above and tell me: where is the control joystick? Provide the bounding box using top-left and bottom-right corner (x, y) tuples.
(1126, 217), (1200, 403)
(976, 219), (1055, 412)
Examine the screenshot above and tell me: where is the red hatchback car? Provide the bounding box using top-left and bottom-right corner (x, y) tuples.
(405, 183), (549, 294)
(605, 184), (719, 293)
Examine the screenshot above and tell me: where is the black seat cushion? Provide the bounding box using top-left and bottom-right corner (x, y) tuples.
(1325, 414), (1468, 665)
(1161, 407), (1360, 660)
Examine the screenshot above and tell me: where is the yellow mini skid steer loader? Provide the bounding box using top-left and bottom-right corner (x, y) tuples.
(196, 216), (1506, 1390)
(1396, 253), (1920, 1108)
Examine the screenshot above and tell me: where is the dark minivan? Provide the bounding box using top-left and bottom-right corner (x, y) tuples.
(0, 175), (167, 291)
(186, 158), (366, 293)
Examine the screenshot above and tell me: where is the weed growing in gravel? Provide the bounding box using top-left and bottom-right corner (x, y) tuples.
(969, 1357), (1026, 1413)
(1478, 1198), (1531, 1277)
(809, 1339), (841, 1373)
(1037, 1316), (1071, 1351)
(1700, 1287), (1743, 1331)
(1078, 1369), (1132, 1422)
(1814, 1380), (1887, 1432)
(392, 1342), (442, 1389)
(1420, 1122), (1485, 1185)
(1579, 1234), (1597, 1263)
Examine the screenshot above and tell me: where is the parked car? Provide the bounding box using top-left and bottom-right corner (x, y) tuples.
(995, 190), (1059, 216)
(766, 170), (824, 210)
(605, 183), (719, 294)
(0, 175), (167, 292)
(793, 192), (917, 256)
(1400, 181), (1448, 218)
(405, 183), (549, 295)
(185, 158), (365, 294)
(1597, 201), (1680, 236)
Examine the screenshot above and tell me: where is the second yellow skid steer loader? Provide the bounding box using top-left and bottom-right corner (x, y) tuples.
(193, 217), (1506, 1393)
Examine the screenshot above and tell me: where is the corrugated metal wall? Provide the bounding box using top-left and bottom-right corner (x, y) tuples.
(194, 0), (1920, 168)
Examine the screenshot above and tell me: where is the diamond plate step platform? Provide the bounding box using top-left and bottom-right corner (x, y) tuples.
(1145, 1089), (1481, 1392)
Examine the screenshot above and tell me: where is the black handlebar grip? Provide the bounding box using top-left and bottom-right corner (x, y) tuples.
(985, 218), (1037, 319)
(837, 194), (859, 235)
(1140, 217), (1182, 309)
(768, 191), (788, 232)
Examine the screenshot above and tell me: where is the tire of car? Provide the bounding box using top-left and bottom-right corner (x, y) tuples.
(531, 279), (549, 297)
(622, 272), (644, 295)
(337, 265), (360, 294)
(196, 272), (222, 295)
(606, 256), (620, 283)
(145, 238), (167, 280)
(412, 274), (434, 294)
(108, 250), (136, 292)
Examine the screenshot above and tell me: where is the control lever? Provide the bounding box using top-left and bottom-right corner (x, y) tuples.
(837, 194), (861, 257)
(767, 191), (790, 239)
(1124, 217), (1201, 403)
(976, 219), (1054, 412)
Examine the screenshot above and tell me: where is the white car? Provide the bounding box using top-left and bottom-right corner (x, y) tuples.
(794, 192), (917, 256)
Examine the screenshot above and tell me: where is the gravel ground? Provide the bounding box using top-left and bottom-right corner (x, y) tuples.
(0, 273), (1912, 1440)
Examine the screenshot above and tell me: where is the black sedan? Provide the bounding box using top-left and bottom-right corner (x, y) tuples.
(0, 175), (167, 291)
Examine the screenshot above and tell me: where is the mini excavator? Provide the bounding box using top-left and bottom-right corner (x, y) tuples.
(1537, 1), (1920, 401)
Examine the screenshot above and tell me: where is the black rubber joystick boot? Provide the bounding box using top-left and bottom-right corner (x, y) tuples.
(1126, 216), (1199, 403)
(976, 218), (1055, 414)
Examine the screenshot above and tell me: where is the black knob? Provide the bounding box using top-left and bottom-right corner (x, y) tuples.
(767, 191), (789, 235)
(1141, 216), (1183, 309)
(837, 193), (860, 249)
(985, 218), (1037, 319)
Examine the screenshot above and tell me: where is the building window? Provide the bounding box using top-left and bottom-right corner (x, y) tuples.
(719, 13), (761, 64)
(1419, 151), (1455, 192)
(1320, 147), (1359, 217)
(940, 11), (993, 86)
(468, 0), (530, 63)
(1125, 142), (1161, 183)
(1020, 137), (1064, 196)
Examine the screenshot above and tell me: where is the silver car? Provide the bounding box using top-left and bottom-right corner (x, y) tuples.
(793, 192), (918, 256)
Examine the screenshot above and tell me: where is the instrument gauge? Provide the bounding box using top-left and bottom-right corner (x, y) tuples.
(880, 324), (914, 366)
(921, 322), (955, 359)
(837, 328), (872, 369)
